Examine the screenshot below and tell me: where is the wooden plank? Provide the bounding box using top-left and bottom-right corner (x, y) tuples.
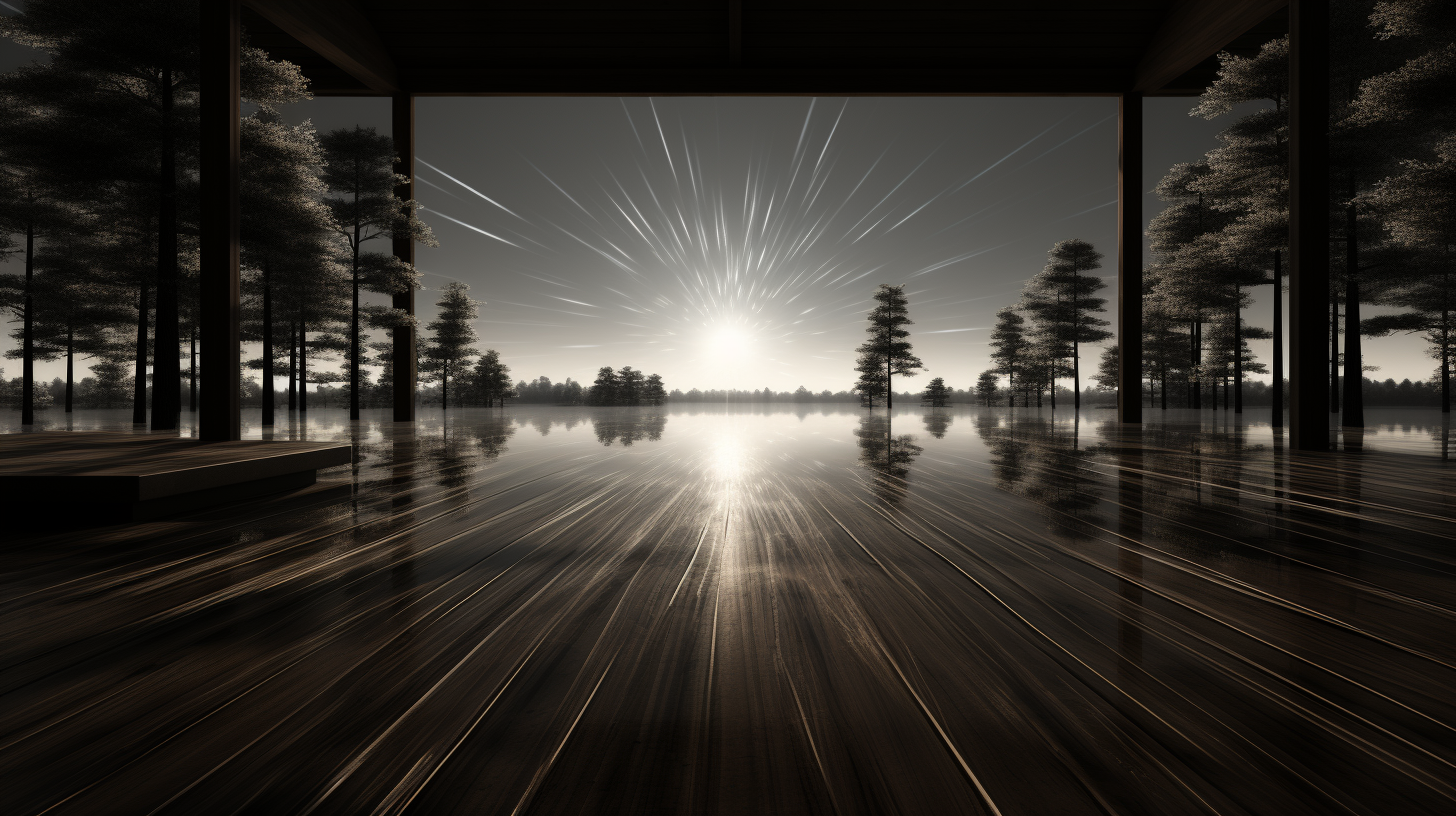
(0, 432), (351, 502)
(1133, 0), (1287, 92)
(244, 0), (400, 95)
(200, 0), (242, 443)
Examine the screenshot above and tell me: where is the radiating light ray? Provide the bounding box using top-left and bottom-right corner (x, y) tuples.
(418, 206), (522, 248)
(949, 112), (1074, 195)
(418, 158), (521, 218)
(415, 177), (472, 204)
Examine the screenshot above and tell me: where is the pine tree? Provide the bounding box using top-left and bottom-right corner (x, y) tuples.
(589, 366), (620, 406)
(1, 0), (207, 431)
(1360, 135), (1456, 411)
(473, 349), (514, 407)
(988, 306), (1028, 407)
(922, 376), (952, 407)
(420, 282), (479, 410)
(642, 373), (667, 405)
(320, 126), (434, 421)
(1021, 239), (1109, 409)
(239, 44), (337, 427)
(974, 372), (999, 406)
(856, 284), (924, 408)
(618, 365), (645, 405)
(852, 348), (888, 407)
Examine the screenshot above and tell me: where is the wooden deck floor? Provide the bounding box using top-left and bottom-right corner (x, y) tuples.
(1, 408), (1453, 815)
(0, 431), (353, 519)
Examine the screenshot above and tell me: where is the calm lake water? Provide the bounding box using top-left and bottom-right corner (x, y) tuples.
(4, 405), (1454, 814)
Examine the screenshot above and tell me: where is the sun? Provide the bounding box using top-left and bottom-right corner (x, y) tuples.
(704, 325), (754, 364)
(697, 321), (760, 386)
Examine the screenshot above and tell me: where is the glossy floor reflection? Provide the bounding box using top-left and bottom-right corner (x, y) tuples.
(3, 406), (1454, 815)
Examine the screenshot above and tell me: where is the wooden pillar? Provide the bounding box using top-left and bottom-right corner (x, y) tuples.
(1289, 0), (1330, 451)
(392, 93), (417, 423)
(1117, 92), (1143, 424)
(200, 0), (241, 442)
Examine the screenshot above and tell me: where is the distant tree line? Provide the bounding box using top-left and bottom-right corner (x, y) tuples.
(587, 366), (666, 406)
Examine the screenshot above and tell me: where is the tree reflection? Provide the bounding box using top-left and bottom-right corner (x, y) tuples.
(922, 409), (952, 439)
(973, 413), (1101, 529)
(855, 413), (923, 503)
(474, 414), (517, 460)
(592, 412), (669, 446)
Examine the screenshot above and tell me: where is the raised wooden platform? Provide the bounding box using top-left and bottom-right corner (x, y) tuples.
(0, 431), (353, 522)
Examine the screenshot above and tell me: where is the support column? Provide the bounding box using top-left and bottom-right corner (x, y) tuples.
(1117, 91), (1143, 424)
(392, 93), (417, 423)
(1289, 0), (1330, 451)
(200, 0), (241, 442)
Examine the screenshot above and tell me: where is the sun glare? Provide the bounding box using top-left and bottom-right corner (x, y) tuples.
(704, 326), (754, 364)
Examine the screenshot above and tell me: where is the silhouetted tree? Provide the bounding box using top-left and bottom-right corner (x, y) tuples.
(988, 306), (1027, 407)
(975, 371), (999, 406)
(319, 125), (433, 421)
(420, 282), (478, 410)
(589, 366), (620, 405)
(922, 376), (952, 407)
(856, 283), (924, 408)
(473, 348), (514, 407)
(643, 373), (667, 405)
(1022, 239), (1110, 410)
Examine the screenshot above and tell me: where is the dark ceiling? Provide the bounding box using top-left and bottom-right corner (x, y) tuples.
(239, 1), (1289, 97)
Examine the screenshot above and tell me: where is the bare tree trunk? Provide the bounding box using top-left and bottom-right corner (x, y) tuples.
(299, 317), (308, 413)
(21, 221), (34, 425)
(1330, 291), (1340, 413)
(133, 274), (149, 424)
(262, 262), (274, 426)
(1342, 184), (1363, 427)
(189, 327), (196, 412)
(65, 325), (73, 413)
(885, 353), (892, 409)
(1234, 285), (1243, 414)
(288, 321), (297, 411)
(1272, 250), (1283, 427)
(152, 64), (180, 431)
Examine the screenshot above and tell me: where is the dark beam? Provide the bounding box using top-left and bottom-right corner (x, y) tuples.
(388, 68), (1136, 97)
(392, 94), (417, 423)
(200, 0), (241, 442)
(1133, 0), (1287, 92)
(243, 0), (399, 95)
(1118, 92), (1143, 424)
(1288, 0), (1329, 451)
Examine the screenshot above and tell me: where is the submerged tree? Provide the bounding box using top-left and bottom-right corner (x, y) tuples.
(420, 282), (479, 410)
(1021, 239), (1110, 410)
(473, 348), (514, 407)
(922, 376), (952, 407)
(589, 366), (620, 406)
(852, 348), (888, 407)
(975, 371), (999, 406)
(988, 306), (1028, 407)
(856, 284), (924, 408)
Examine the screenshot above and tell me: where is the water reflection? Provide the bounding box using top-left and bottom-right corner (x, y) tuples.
(972, 412), (1101, 528)
(592, 412), (668, 447)
(854, 412), (923, 503)
(474, 414), (516, 459)
(922, 409), (952, 439)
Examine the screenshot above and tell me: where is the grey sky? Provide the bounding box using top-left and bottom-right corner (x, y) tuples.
(0, 5), (1431, 392)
